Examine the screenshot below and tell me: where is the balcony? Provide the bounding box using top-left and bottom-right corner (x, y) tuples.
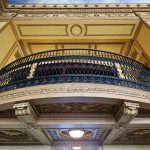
(0, 49), (150, 93)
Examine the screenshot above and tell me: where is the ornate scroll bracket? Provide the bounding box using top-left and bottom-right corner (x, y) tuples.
(104, 102), (139, 144)
(13, 102), (50, 145)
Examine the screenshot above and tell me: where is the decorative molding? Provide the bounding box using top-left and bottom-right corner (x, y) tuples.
(1, 0), (150, 17)
(104, 102), (139, 144)
(0, 84), (150, 105)
(118, 102), (139, 116)
(13, 102), (50, 145)
(136, 12), (150, 19)
(13, 102), (38, 128)
(27, 42), (125, 55)
(10, 12), (138, 20)
(14, 102), (32, 116)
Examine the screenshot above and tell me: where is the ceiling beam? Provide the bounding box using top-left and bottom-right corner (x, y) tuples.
(0, 116), (150, 129)
(37, 116), (116, 128)
(103, 102), (139, 144)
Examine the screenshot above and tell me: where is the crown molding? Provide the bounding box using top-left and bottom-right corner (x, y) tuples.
(1, 0), (150, 14)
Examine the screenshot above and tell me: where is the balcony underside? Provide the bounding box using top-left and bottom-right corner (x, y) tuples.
(0, 49), (150, 148)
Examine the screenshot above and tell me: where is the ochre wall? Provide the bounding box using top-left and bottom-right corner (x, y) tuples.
(0, 19), (150, 68)
(0, 145), (150, 150)
(0, 21), (24, 68)
(129, 23), (150, 66)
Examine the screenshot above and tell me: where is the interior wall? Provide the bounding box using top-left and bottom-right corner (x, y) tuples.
(136, 23), (150, 58)
(0, 21), (24, 69)
(129, 22), (150, 66)
(0, 18), (149, 68)
(103, 145), (150, 150)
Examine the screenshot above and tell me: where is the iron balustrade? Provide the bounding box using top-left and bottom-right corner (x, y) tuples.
(0, 49), (150, 93)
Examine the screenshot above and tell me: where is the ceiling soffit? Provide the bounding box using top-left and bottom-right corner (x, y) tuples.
(0, 103), (150, 119)
(0, 102), (150, 146)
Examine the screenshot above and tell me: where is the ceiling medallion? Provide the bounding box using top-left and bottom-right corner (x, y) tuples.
(69, 130), (84, 139)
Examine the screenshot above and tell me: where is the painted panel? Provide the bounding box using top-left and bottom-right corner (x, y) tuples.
(18, 24), (68, 36)
(85, 24), (135, 36)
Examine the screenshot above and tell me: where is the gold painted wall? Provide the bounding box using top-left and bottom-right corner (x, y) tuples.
(0, 22), (24, 68)
(136, 23), (150, 58)
(0, 18), (150, 68)
(129, 23), (150, 66)
(12, 19), (139, 56)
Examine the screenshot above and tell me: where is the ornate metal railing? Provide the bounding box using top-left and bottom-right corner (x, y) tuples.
(0, 49), (150, 93)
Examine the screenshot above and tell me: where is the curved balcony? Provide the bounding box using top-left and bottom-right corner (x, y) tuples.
(0, 49), (150, 93)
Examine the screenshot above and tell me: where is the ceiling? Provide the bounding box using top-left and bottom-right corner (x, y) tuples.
(0, 101), (149, 148)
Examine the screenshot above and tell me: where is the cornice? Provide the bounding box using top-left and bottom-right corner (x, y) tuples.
(0, 83), (150, 106)
(0, 0), (150, 14)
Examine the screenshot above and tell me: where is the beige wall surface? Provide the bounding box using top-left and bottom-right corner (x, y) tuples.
(103, 145), (150, 150)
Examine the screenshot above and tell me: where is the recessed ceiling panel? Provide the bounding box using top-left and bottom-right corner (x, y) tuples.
(0, 129), (42, 145)
(43, 128), (105, 142)
(113, 128), (150, 144)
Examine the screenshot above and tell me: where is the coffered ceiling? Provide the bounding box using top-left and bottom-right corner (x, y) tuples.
(0, 101), (149, 148)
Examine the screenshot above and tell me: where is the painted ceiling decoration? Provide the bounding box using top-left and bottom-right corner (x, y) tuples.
(0, 102), (149, 146)
(113, 128), (150, 144)
(34, 103), (115, 117)
(0, 129), (41, 145)
(44, 128), (105, 141)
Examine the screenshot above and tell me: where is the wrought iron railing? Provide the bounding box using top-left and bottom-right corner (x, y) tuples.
(0, 49), (150, 93)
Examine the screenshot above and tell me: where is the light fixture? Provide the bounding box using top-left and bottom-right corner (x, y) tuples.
(69, 130), (84, 138)
(72, 147), (81, 150)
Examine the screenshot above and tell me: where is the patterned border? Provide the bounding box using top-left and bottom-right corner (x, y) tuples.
(0, 83), (150, 105)
(1, 0), (150, 14)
